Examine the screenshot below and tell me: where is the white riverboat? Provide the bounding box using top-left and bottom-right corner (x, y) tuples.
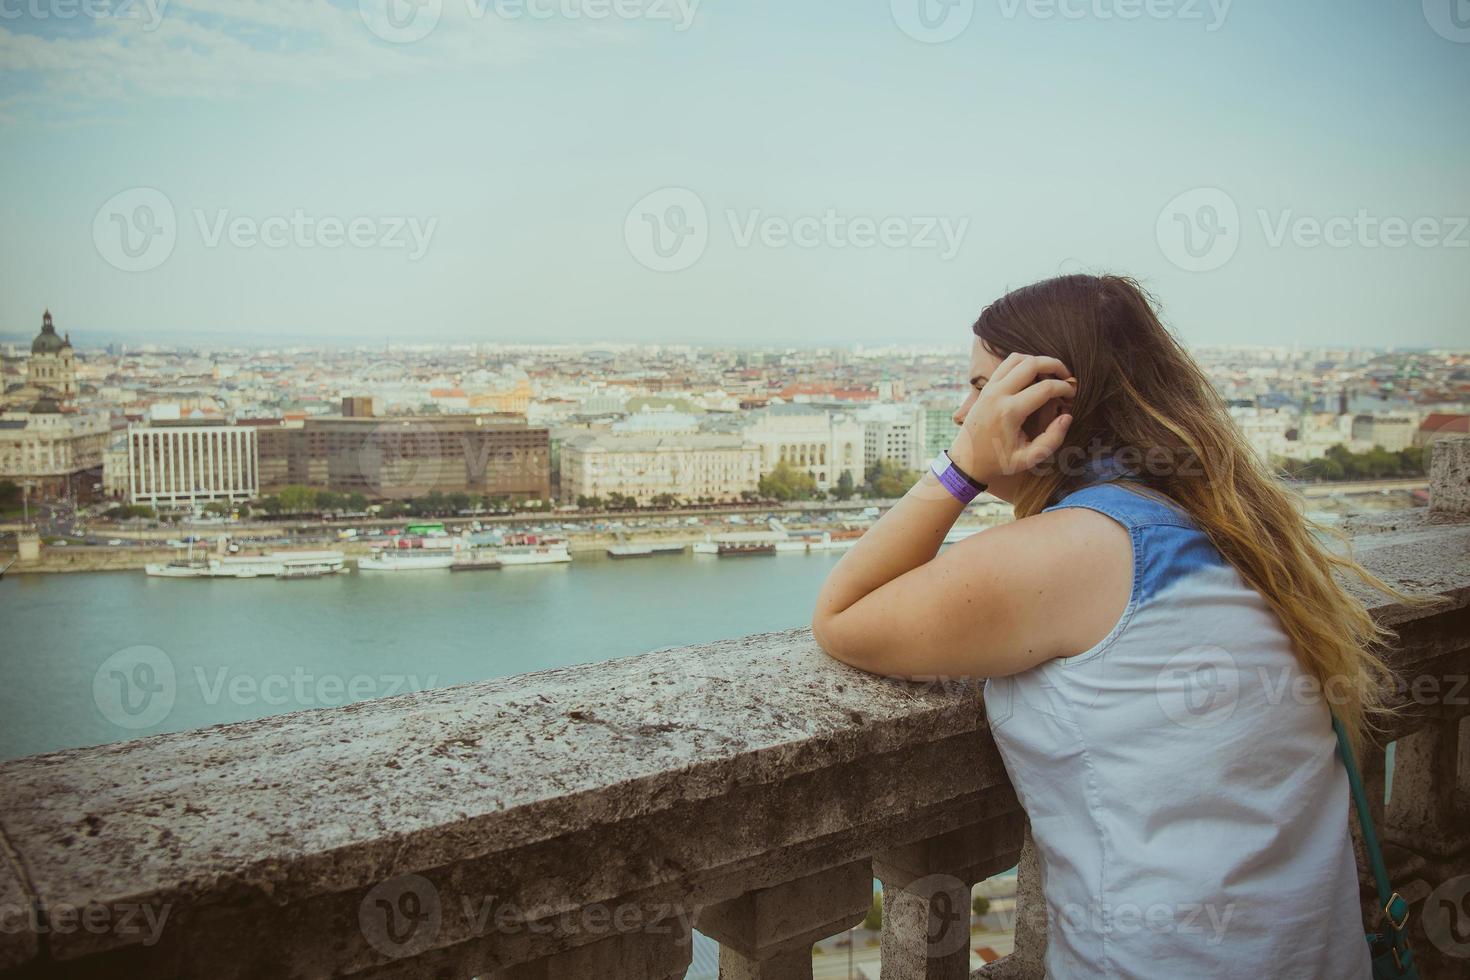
(694, 518), (805, 557)
(607, 539), (686, 559)
(496, 533), (571, 566)
(145, 549), (346, 579)
(356, 549), (455, 572)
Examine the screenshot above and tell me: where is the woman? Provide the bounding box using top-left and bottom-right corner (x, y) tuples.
(812, 274), (1396, 978)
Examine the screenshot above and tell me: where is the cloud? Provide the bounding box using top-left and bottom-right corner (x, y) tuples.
(0, 0), (562, 125)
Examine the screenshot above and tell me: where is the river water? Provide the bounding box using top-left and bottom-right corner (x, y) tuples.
(0, 549), (848, 762)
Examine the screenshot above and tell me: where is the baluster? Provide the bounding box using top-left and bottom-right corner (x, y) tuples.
(696, 860), (871, 980)
(487, 906), (693, 980)
(1385, 718), (1470, 858)
(873, 812), (1027, 980)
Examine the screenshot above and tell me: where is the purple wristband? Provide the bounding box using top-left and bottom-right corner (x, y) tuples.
(930, 451), (985, 504)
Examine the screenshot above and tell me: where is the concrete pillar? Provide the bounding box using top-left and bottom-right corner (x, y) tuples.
(696, 859), (871, 980)
(16, 530), (40, 564)
(1429, 435), (1470, 517)
(873, 812), (1027, 980)
(1385, 718), (1470, 859)
(1004, 828), (1048, 979)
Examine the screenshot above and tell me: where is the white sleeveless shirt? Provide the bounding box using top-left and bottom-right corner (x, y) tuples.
(983, 481), (1370, 978)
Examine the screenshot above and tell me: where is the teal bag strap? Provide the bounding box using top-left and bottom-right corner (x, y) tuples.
(1332, 714), (1418, 979)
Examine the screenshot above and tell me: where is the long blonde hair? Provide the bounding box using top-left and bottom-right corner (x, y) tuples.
(975, 274), (1406, 749)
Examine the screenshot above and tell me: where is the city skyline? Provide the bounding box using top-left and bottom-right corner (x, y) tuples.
(2, 2), (1468, 348)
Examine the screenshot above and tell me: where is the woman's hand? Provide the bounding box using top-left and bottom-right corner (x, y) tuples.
(948, 353), (1075, 483)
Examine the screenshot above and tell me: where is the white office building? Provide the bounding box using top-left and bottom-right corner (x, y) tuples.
(858, 403), (929, 472)
(127, 423), (259, 508)
(740, 406), (864, 491)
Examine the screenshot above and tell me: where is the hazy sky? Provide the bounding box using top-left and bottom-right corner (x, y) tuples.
(2, 0), (1467, 348)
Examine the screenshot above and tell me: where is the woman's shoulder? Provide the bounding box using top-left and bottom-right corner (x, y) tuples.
(1043, 480), (1195, 531)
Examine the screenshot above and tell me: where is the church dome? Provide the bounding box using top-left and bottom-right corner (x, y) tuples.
(30, 396), (62, 415)
(32, 310), (65, 354)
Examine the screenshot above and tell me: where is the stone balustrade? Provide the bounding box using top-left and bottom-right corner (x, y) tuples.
(1, 437), (1468, 980)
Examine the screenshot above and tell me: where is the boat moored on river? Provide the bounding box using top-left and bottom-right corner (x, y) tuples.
(145, 549), (346, 579)
(606, 536), (686, 559)
(495, 533), (571, 566)
(356, 549), (455, 572)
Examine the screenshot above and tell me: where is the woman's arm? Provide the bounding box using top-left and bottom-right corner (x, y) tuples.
(812, 354), (1115, 679)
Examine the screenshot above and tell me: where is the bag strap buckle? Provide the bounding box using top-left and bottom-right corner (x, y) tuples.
(1384, 891), (1409, 932)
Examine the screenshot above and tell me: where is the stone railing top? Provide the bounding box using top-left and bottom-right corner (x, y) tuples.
(1, 517), (1468, 975)
(1338, 518), (1470, 623)
(0, 627), (993, 967)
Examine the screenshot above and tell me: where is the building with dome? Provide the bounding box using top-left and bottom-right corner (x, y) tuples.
(0, 312), (108, 501)
(29, 310), (77, 398)
(3, 310), (79, 410)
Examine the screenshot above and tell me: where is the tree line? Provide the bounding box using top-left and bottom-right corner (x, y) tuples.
(1277, 445), (1425, 483)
